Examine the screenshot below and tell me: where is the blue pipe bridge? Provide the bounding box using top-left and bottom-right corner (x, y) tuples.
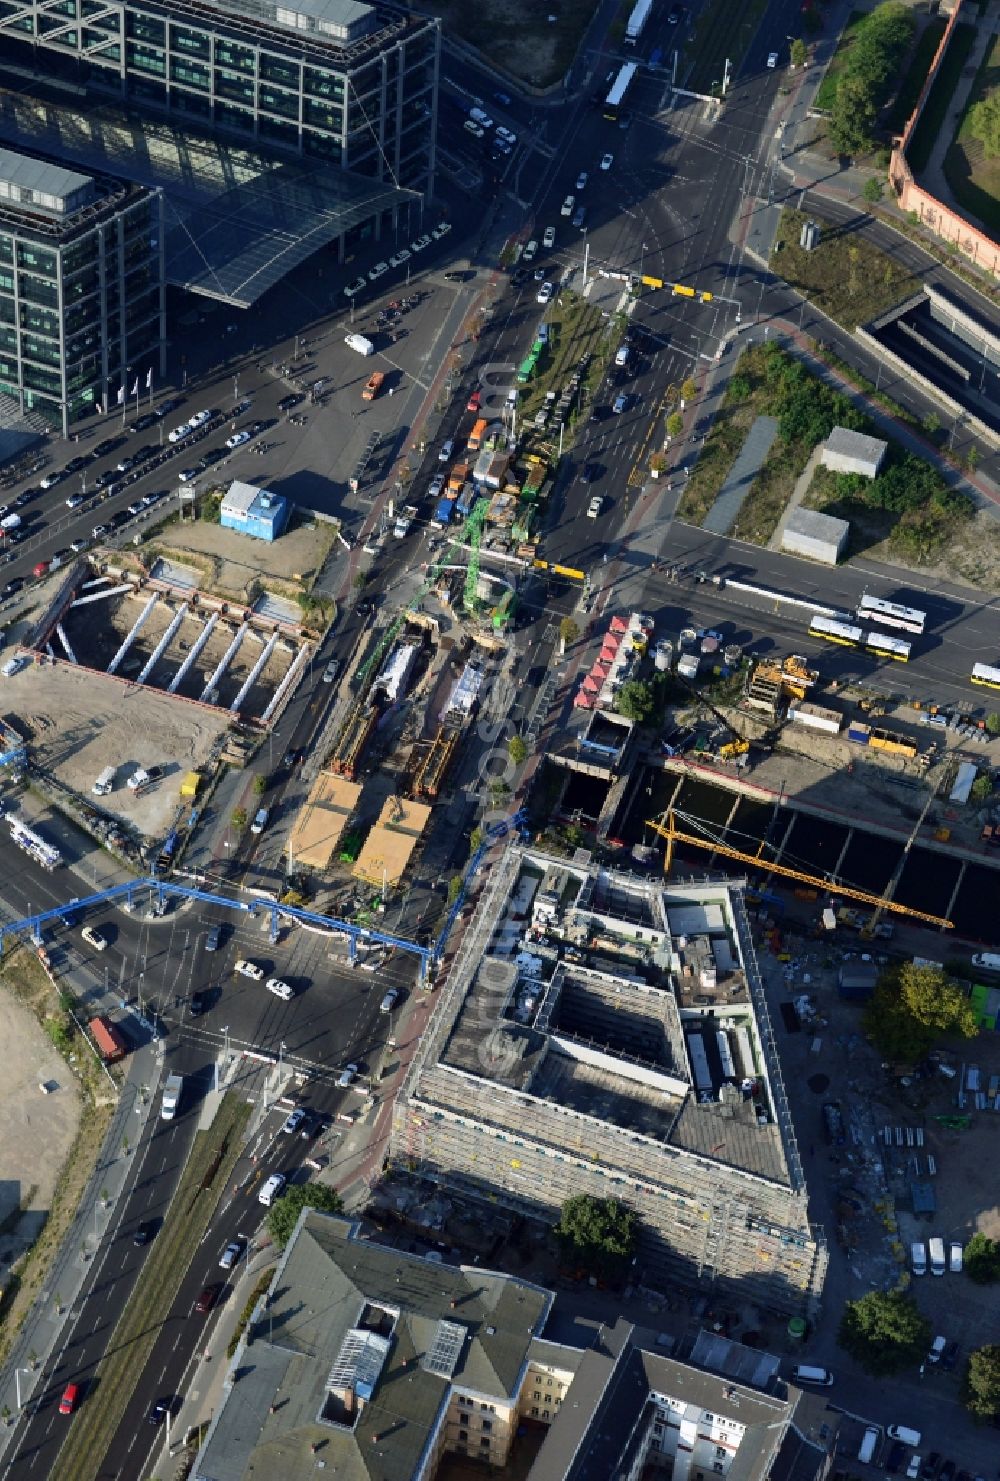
(0, 810), (530, 980)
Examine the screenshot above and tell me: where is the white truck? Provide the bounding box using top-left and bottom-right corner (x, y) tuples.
(393, 503), (417, 539)
(676, 653), (700, 681)
(127, 767), (149, 791)
(344, 333), (374, 356)
(92, 765), (116, 797)
(161, 1072), (183, 1121)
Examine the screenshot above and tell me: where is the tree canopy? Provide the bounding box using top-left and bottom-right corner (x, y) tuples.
(863, 962), (978, 1061)
(969, 88), (1000, 158)
(838, 1290), (930, 1374)
(617, 679), (654, 724)
(965, 1343), (1000, 1418)
(555, 1195), (638, 1279)
(266, 1183), (343, 1249)
(829, 3), (914, 155)
(965, 1233), (1000, 1285)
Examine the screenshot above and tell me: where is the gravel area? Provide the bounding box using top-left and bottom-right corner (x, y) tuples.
(3, 659), (230, 838)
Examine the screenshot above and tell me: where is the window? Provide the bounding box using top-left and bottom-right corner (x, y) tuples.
(458, 1429), (468, 1441)
(480, 1437), (490, 1449)
(713, 1466), (725, 1475)
(481, 1420), (492, 1434)
(530, 1406), (539, 1417)
(532, 1391), (540, 1401)
(716, 1447), (726, 1458)
(543, 1409), (550, 1420)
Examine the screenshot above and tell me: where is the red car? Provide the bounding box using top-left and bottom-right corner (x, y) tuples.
(466, 390), (481, 413)
(59, 1383), (80, 1415)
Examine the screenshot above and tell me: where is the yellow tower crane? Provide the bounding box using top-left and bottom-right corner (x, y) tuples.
(646, 810), (953, 931)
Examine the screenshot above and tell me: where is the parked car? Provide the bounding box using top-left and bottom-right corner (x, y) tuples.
(536, 281), (554, 305)
(600, 152), (614, 170)
(575, 170), (588, 190)
(225, 430), (250, 450)
(767, 51), (778, 68)
(338, 1062), (359, 1089)
(560, 194), (575, 217)
(368, 260), (390, 280)
(542, 226), (556, 249)
(235, 959), (264, 980)
(438, 439), (454, 462)
(343, 276), (366, 297)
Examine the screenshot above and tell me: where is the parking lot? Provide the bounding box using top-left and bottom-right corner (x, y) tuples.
(759, 937), (1000, 1473)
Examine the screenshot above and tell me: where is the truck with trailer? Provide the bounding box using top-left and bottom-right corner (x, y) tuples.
(89, 1015), (128, 1064)
(161, 1072), (184, 1120)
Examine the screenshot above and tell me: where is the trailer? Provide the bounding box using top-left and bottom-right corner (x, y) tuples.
(9, 817), (61, 869)
(625, 0), (654, 44)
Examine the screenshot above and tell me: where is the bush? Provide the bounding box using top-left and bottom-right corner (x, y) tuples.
(965, 1233), (1000, 1284)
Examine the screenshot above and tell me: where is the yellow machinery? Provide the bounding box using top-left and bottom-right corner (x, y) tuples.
(717, 739), (750, 760)
(781, 654), (818, 700)
(647, 809), (953, 931)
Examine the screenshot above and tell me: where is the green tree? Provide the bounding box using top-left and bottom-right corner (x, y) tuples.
(559, 617), (580, 649)
(266, 1183), (343, 1250)
(922, 411), (941, 439)
(985, 713), (1000, 736)
(863, 962), (978, 1061)
(838, 1290), (930, 1374)
(971, 772), (994, 804)
(447, 875), (463, 904)
(965, 1233), (1000, 1284)
(665, 412), (684, 440)
(965, 1344), (1000, 1419)
(231, 807), (248, 830)
(790, 38), (808, 68)
(554, 1195), (638, 1279)
(830, 75), (877, 155)
(729, 374), (751, 400)
(863, 175), (883, 203)
(969, 88), (1000, 158)
(616, 679), (654, 724)
(508, 734), (528, 766)
(353, 570), (368, 590)
(966, 444), (979, 473)
(253, 774), (268, 797)
(680, 377), (698, 404)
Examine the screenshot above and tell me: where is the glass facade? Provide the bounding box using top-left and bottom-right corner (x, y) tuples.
(0, 185), (164, 436)
(0, 0), (438, 192)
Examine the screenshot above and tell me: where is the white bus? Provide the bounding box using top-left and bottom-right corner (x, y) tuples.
(808, 614), (863, 647)
(604, 62), (637, 121)
(971, 662), (1000, 690)
(864, 630), (911, 662)
(857, 594), (926, 635)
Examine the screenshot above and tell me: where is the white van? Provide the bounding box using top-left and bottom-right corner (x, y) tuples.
(949, 1240), (963, 1273)
(887, 1424), (922, 1446)
(971, 951), (1000, 972)
(911, 1240), (927, 1276)
(927, 1334), (946, 1364)
(344, 332), (374, 356)
(857, 1426), (879, 1464)
(250, 806), (269, 835)
(1, 655), (27, 677)
(791, 1365), (833, 1387)
(615, 344), (630, 368)
(259, 1172), (286, 1207)
(928, 1236), (946, 1275)
(92, 765), (116, 797)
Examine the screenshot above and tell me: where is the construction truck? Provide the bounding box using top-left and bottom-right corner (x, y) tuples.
(362, 371), (385, 400)
(393, 504), (417, 539)
(781, 654), (818, 699)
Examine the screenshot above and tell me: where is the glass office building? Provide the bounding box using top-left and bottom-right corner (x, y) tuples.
(0, 0), (439, 197)
(0, 149), (165, 435)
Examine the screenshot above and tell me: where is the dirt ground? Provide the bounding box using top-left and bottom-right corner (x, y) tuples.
(424, 0), (593, 88)
(0, 983), (82, 1266)
(5, 659), (230, 837)
(149, 516), (336, 601)
(59, 590), (295, 714)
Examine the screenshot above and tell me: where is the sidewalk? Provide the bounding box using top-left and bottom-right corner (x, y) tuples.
(0, 1040), (162, 1455)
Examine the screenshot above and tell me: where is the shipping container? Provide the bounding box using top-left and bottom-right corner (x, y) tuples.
(89, 1015), (128, 1064)
(847, 723), (870, 745)
(789, 702), (842, 735)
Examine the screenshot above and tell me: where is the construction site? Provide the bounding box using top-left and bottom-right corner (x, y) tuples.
(390, 845), (828, 1316)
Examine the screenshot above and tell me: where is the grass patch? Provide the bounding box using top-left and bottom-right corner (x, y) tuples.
(54, 1094), (251, 1481)
(517, 292), (615, 449)
(772, 207), (921, 328)
(0, 947), (116, 1372)
(679, 342), (973, 560)
(686, 0), (771, 96)
(907, 21), (977, 172)
(944, 33), (1000, 237)
(886, 17), (947, 132)
(814, 9), (868, 112)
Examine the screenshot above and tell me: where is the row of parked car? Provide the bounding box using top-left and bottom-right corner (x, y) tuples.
(343, 221), (452, 298)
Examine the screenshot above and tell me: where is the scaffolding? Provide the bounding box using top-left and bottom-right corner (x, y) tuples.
(391, 847), (828, 1317)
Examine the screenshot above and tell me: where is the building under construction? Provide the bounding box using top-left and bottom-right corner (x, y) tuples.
(391, 847), (828, 1318)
